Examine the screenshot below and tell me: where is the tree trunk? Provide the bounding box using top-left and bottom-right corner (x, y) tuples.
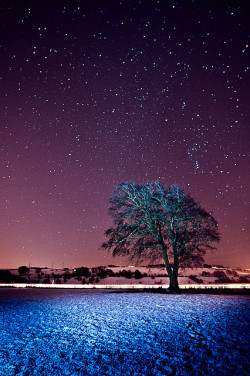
(168, 267), (179, 292)
(171, 244), (179, 292)
(161, 242), (180, 293)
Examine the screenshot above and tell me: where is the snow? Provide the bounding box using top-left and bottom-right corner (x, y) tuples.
(0, 289), (249, 376)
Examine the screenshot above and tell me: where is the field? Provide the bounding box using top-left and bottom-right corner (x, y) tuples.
(0, 289), (249, 376)
(1, 265), (250, 286)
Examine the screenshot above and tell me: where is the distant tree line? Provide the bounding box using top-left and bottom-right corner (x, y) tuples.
(0, 264), (249, 284)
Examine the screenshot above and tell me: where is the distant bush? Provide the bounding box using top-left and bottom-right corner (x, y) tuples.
(120, 270), (132, 278)
(89, 276), (95, 283)
(74, 267), (90, 278)
(0, 269), (28, 283)
(106, 268), (115, 276)
(64, 273), (72, 279)
(189, 275), (203, 283)
(203, 264), (212, 268)
(148, 264), (165, 268)
(52, 273), (63, 278)
(201, 271), (211, 277)
(215, 277), (232, 283)
(0, 270), (15, 283)
(134, 270), (143, 279)
(96, 267), (107, 279)
(18, 266), (29, 275)
(239, 276), (250, 283)
(154, 274), (167, 277)
(227, 270), (239, 277)
(213, 270), (226, 278)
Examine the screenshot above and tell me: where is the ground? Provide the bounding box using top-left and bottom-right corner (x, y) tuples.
(0, 289), (249, 376)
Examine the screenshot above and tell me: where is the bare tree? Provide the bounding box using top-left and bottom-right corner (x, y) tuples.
(101, 182), (220, 292)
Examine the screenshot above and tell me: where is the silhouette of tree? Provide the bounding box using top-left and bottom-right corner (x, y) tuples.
(101, 182), (220, 292)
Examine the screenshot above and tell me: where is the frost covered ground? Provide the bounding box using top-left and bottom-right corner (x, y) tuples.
(0, 289), (249, 376)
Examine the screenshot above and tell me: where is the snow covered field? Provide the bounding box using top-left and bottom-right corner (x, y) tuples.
(3, 265), (250, 286)
(0, 289), (249, 376)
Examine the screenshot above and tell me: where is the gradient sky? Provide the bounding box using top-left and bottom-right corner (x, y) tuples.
(0, 0), (249, 269)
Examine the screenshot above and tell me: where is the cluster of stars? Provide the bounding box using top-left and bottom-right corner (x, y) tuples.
(0, 0), (249, 268)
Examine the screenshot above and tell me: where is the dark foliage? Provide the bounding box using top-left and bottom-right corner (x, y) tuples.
(189, 275), (203, 284)
(63, 273), (72, 279)
(239, 276), (250, 283)
(89, 275), (95, 283)
(203, 264), (212, 268)
(134, 269), (143, 279)
(148, 264), (166, 268)
(73, 267), (90, 278)
(0, 270), (12, 282)
(52, 273), (63, 278)
(201, 271), (211, 277)
(0, 270), (26, 283)
(0, 269), (28, 283)
(18, 266), (29, 275)
(106, 268), (115, 276)
(215, 277), (232, 283)
(227, 270), (239, 277)
(120, 269), (132, 278)
(92, 267), (107, 279)
(212, 270), (227, 278)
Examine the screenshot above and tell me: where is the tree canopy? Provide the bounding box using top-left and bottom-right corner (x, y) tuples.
(101, 182), (220, 291)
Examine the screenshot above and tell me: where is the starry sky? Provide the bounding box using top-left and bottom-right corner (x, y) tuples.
(0, 0), (249, 269)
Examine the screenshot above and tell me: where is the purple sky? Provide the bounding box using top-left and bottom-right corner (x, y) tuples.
(0, 0), (249, 269)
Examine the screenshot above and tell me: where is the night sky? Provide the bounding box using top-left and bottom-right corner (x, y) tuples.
(0, 0), (249, 269)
